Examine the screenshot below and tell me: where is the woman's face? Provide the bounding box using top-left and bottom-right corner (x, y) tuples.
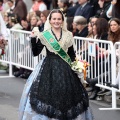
(90, 18), (98, 25)
(40, 13), (46, 23)
(57, 0), (64, 8)
(49, 13), (63, 29)
(7, 1), (13, 7)
(88, 22), (93, 33)
(30, 16), (38, 26)
(110, 20), (119, 33)
(4, 16), (9, 22)
(76, 24), (82, 31)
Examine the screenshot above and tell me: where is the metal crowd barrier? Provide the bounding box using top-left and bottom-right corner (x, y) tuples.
(0, 29), (120, 110)
(74, 36), (120, 110)
(0, 29), (46, 77)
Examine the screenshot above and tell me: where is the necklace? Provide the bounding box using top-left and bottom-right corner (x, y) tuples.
(51, 28), (62, 41)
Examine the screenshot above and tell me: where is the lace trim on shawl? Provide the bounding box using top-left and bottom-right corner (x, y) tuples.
(29, 58), (89, 120)
(30, 95), (88, 120)
(32, 27), (74, 54)
(30, 90), (88, 120)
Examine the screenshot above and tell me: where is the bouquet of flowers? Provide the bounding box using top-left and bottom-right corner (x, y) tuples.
(71, 57), (89, 84)
(0, 34), (8, 58)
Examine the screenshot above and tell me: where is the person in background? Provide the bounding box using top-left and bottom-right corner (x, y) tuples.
(66, 17), (74, 32)
(38, 10), (50, 32)
(66, 0), (79, 17)
(95, 0), (111, 21)
(93, 18), (120, 96)
(10, 14), (23, 29)
(30, 15), (40, 30)
(107, 0), (120, 19)
(89, 0), (99, 16)
(73, 16), (88, 58)
(30, 0), (47, 12)
(52, 0), (58, 8)
(43, 0), (51, 10)
(2, 0), (10, 12)
(0, 12), (8, 39)
(75, 0), (93, 21)
(73, 16), (88, 37)
(19, 9), (93, 120)
(0, 12), (9, 71)
(26, 11), (35, 23)
(106, 18), (120, 90)
(86, 18), (109, 99)
(6, 0), (15, 13)
(57, 0), (70, 16)
(3, 12), (11, 28)
(21, 19), (31, 31)
(13, 0), (27, 22)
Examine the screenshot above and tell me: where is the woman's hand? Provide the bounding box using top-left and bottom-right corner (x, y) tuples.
(29, 27), (39, 38)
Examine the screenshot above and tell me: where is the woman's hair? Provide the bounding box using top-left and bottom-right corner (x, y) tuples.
(41, 10), (51, 18)
(88, 22), (94, 37)
(109, 17), (120, 26)
(95, 18), (108, 38)
(108, 18), (120, 43)
(8, 0), (14, 3)
(31, 15), (40, 21)
(35, 10), (41, 17)
(49, 9), (64, 21)
(66, 17), (73, 32)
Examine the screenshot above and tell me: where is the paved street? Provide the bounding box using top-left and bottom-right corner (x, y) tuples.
(0, 73), (120, 120)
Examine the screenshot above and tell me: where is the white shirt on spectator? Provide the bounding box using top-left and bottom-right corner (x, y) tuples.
(106, 4), (113, 18)
(30, 2), (47, 12)
(6, 5), (15, 13)
(0, 13), (8, 40)
(38, 3), (47, 11)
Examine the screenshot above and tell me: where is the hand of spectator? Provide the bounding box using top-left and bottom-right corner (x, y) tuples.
(37, 20), (42, 26)
(98, 0), (105, 8)
(111, 0), (117, 5)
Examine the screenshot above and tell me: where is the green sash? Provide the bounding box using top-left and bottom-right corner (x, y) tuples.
(42, 30), (72, 65)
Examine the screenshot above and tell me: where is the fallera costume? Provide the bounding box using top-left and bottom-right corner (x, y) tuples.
(19, 11), (93, 120)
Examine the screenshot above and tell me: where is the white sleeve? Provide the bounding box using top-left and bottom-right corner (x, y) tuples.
(106, 4), (113, 18)
(39, 3), (47, 12)
(0, 13), (9, 40)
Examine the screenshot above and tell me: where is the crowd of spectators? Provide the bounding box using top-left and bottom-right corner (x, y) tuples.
(0, 0), (120, 100)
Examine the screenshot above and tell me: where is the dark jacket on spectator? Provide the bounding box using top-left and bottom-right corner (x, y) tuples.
(95, 1), (111, 21)
(75, 26), (88, 38)
(66, 2), (79, 17)
(75, 3), (93, 21)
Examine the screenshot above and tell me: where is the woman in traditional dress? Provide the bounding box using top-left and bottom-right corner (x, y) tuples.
(19, 9), (93, 120)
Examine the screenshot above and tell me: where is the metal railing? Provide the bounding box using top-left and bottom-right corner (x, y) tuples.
(0, 29), (120, 110)
(74, 36), (120, 110)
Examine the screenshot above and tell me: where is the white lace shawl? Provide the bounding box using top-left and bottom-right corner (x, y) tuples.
(32, 27), (74, 54)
